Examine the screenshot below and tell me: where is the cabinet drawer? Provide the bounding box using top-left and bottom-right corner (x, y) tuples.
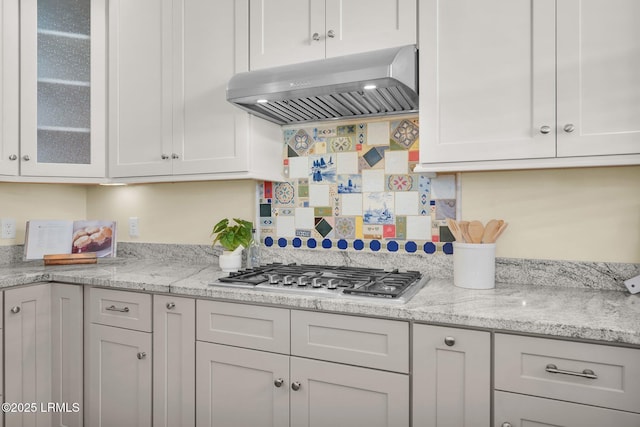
(495, 391), (640, 426)
(88, 288), (152, 332)
(196, 300), (290, 354)
(495, 333), (640, 413)
(291, 310), (409, 373)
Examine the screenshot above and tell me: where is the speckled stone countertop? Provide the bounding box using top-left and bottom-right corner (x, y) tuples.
(0, 246), (638, 346)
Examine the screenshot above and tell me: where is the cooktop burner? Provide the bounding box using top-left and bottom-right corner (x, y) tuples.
(212, 263), (426, 303)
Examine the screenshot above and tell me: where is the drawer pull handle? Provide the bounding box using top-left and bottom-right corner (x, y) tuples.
(166, 302), (176, 310)
(444, 336), (455, 346)
(10, 306), (20, 314)
(106, 305), (130, 313)
(545, 363), (597, 379)
(137, 352), (146, 360)
(274, 378), (284, 388)
(291, 382), (301, 391)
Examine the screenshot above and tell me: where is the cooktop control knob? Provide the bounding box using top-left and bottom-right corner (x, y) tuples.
(283, 275), (294, 285)
(311, 278), (323, 288)
(268, 274), (279, 285)
(327, 279), (338, 289)
(297, 277), (308, 287)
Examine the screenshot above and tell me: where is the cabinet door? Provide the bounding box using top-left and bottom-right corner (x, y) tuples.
(290, 357), (409, 427)
(495, 391), (640, 427)
(325, 0), (416, 58)
(249, 0), (325, 70)
(413, 325), (490, 427)
(419, 0), (556, 163)
(171, 0), (250, 175)
(4, 284), (52, 427)
(20, 0), (106, 178)
(108, 0), (173, 177)
(196, 342), (289, 427)
(556, 0), (640, 157)
(50, 284), (83, 427)
(87, 324), (152, 427)
(153, 295), (195, 427)
(0, 0), (19, 176)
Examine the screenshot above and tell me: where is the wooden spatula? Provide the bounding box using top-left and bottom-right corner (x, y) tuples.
(468, 220), (484, 243)
(446, 218), (464, 242)
(481, 219), (500, 243)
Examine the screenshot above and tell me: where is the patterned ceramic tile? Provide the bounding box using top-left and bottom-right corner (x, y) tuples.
(274, 182), (295, 206)
(387, 174), (415, 191)
(363, 192), (394, 225)
(391, 119), (419, 149)
(328, 136), (353, 152)
(309, 154), (336, 183)
(337, 175), (362, 193)
(315, 218), (333, 238)
(335, 217), (356, 239)
(289, 129), (314, 155)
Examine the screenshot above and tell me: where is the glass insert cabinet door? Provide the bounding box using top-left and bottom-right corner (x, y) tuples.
(20, 0), (105, 178)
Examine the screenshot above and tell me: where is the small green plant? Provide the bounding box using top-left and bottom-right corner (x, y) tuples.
(211, 218), (253, 252)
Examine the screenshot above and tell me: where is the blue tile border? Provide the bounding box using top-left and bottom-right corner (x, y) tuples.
(260, 237), (453, 254)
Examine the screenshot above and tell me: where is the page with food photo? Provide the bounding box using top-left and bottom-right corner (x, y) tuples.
(71, 220), (117, 257)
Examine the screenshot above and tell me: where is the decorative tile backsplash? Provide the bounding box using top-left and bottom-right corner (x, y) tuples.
(258, 116), (457, 254)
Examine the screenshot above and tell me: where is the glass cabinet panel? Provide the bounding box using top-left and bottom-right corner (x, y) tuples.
(36, 0), (91, 164)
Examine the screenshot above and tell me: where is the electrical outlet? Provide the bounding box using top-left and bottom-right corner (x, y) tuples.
(128, 217), (140, 237)
(1, 218), (16, 239)
(624, 275), (640, 295)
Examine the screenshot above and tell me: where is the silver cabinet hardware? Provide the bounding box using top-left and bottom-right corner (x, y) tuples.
(161, 154), (169, 160)
(274, 378), (284, 388)
(545, 363), (597, 379)
(22, 155), (31, 161)
(291, 382), (301, 391)
(171, 153), (179, 159)
(105, 305), (130, 313)
(10, 306), (20, 314)
(137, 352), (147, 360)
(9, 154), (17, 161)
(539, 126), (551, 134)
(327, 30), (335, 38)
(444, 336), (455, 347)
(166, 302), (176, 310)
(312, 32), (320, 41)
(501, 423), (512, 427)
(563, 124), (575, 133)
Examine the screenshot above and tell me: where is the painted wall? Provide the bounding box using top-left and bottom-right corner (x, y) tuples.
(85, 180), (256, 244)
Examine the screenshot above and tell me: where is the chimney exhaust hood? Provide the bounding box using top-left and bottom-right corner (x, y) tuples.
(226, 45), (418, 125)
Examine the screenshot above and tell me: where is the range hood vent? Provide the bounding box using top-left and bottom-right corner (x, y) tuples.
(227, 45), (418, 125)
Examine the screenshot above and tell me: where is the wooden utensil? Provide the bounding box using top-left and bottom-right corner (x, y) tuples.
(484, 222), (508, 243)
(481, 219), (500, 243)
(458, 221), (473, 243)
(446, 218), (464, 242)
(468, 220), (484, 243)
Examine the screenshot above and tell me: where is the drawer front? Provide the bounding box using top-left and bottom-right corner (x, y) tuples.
(196, 300), (290, 354)
(88, 288), (152, 332)
(495, 333), (640, 413)
(495, 391), (640, 426)
(291, 310), (409, 373)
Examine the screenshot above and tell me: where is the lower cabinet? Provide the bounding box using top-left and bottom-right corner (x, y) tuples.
(4, 283), (83, 427)
(412, 324), (491, 427)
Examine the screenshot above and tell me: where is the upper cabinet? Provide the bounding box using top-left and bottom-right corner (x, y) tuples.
(0, 0), (19, 177)
(19, 0), (106, 178)
(109, 0), (284, 182)
(249, 0), (417, 70)
(417, 0), (640, 172)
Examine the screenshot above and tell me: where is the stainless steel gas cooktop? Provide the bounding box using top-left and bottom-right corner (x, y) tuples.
(211, 263), (427, 303)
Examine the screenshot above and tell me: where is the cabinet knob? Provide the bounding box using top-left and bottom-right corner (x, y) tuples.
(539, 125), (551, 134)
(327, 30), (335, 38)
(8, 154), (17, 161)
(501, 423), (512, 427)
(161, 154), (170, 160)
(274, 378), (284, 388)
(312, 32), (320, 41)
(22, 155), (31, 161)
(10, 306), (20, 314)
(137, 352), (147, 360)
(563, 123), (575, 133)
(444, 336), (455, 347)
(171, 153), (179, 159)
(166, 302), (176, 310)
(291, 382), (301, 391)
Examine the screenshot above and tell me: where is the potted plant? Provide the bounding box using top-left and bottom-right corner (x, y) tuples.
(211, 218), (253, 272)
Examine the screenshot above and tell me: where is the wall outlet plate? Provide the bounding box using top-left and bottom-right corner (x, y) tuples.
(128, 217), (140, 237)
(1, 218), (16, 239)
(624, 275), (640, 295)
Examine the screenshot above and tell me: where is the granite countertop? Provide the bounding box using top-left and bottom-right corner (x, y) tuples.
(0, 257), (638, 346)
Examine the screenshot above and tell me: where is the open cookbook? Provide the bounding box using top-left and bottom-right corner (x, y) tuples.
(24, 220), (117, 260)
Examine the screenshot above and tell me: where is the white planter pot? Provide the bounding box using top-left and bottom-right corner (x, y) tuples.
(219, 251), (242, 272)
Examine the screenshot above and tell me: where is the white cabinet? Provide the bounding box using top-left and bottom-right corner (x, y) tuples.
(195, 301), (410, 427)
(153, 295), (195, 427)
(249, 0), (417, 70)
(19, 0), (106, 178)
(417, 0), (640, 172)
(0, 0), (19, 177)
(85, 288), (152, 427)
(4, 283), (83, 427)
(413, 324), (491, 427)
(109, 0), (283, 182)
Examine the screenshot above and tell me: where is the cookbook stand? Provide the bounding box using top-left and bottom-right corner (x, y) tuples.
(44, 252), (97, 266)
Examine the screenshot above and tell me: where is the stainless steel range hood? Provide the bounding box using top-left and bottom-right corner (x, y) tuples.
(226, 45), (418, 125)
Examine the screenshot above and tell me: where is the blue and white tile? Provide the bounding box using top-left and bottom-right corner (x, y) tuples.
(363, 192), (395, 225)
